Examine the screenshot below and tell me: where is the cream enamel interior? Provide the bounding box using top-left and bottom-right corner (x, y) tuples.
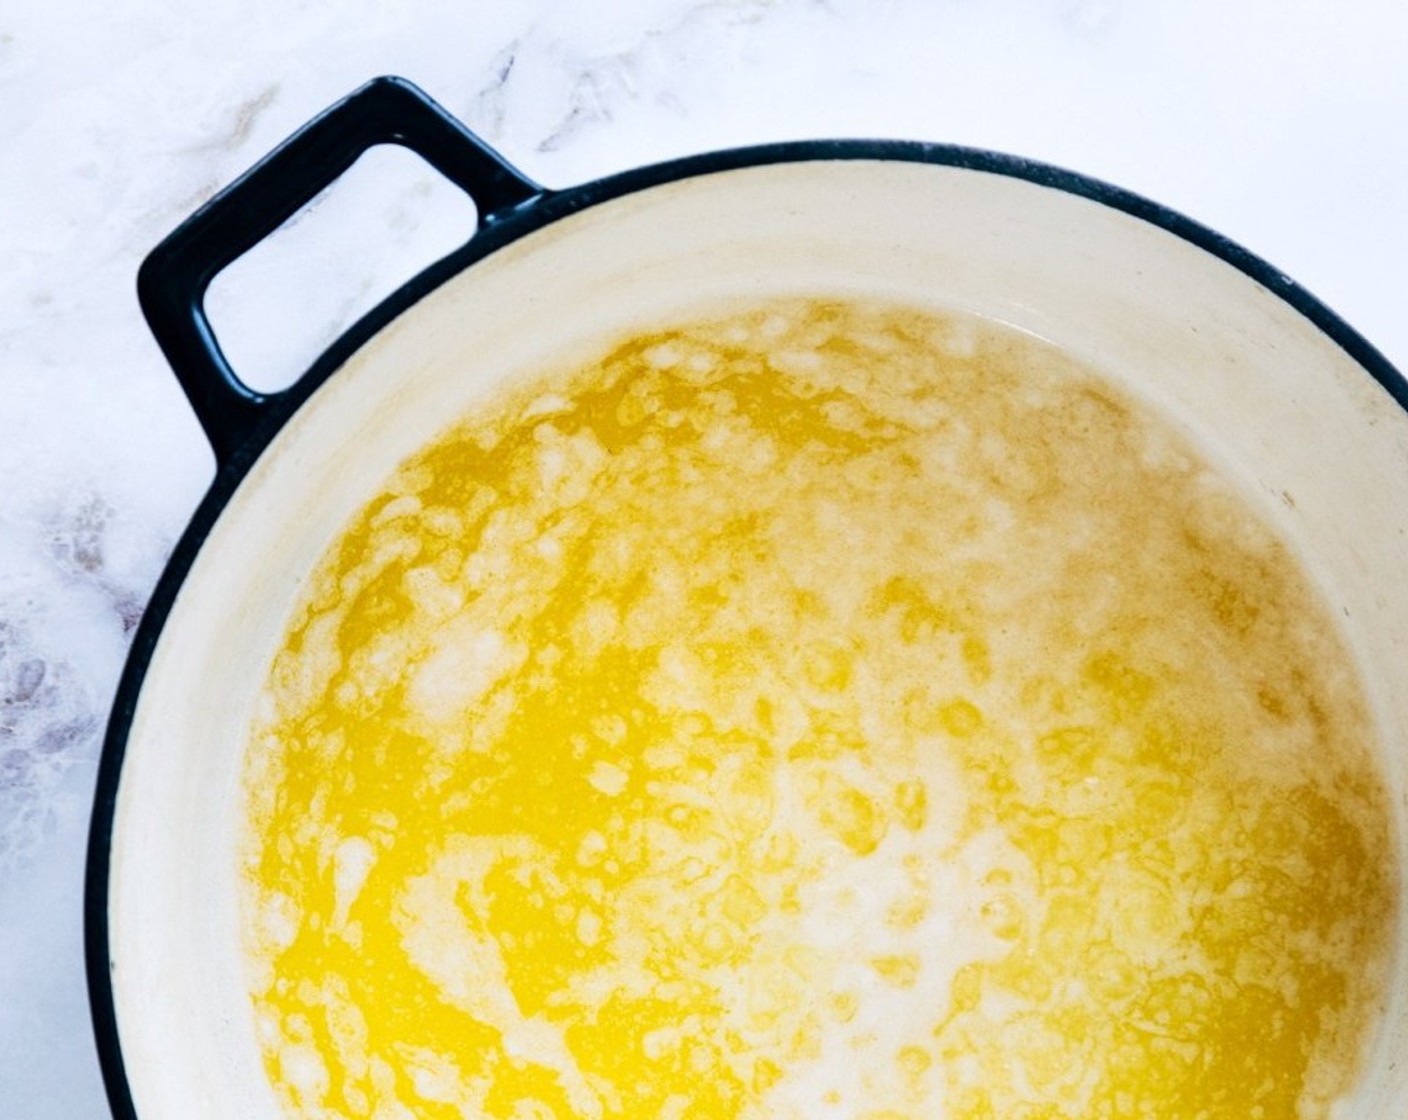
(106, 159), (1408, 1119)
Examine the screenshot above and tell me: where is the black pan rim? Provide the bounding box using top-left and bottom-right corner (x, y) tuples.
(85, 134), (1408, 1120)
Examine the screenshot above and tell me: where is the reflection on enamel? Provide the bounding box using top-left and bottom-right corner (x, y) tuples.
(243, 299), (1397, 1120)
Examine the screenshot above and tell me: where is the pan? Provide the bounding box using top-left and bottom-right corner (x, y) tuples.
(88, 76), (1408, 1120)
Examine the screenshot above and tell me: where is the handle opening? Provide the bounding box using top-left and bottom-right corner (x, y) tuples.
(204, 143), (481, 395)
(138, 76), (543, 466)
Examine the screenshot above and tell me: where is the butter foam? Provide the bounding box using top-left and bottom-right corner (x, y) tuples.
(242, 299), (1397, 1120)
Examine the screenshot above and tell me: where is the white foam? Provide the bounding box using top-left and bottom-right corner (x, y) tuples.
(395, 835), (604, 1119)
(587, 760), (629, 796)
(407, 624), (524, 728)
(719, 767), (1033, 1118)
(331, 837), (375, 931)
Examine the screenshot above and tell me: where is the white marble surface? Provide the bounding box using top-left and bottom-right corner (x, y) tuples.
(2, 1), (1405, 1115)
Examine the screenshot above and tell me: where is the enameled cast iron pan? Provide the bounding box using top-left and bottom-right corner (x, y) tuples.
(87, 77), (1408, 1119)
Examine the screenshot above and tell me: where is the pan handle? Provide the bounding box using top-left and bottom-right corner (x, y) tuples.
(137, 75), (543, 466)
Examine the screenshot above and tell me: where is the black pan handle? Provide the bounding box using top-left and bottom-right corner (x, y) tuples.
(137, 75), (543, 466)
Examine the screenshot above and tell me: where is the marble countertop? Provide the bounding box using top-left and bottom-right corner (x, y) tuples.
(2, 1), (1406, 1115)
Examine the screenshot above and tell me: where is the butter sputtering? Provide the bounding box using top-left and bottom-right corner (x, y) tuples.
(241, 299), (1398, 1120)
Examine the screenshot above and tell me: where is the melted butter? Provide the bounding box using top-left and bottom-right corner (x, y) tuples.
(242, 299), (1398, 1120)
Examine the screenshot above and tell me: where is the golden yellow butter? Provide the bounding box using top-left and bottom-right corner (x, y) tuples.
(242, 299), (1397, 1120)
